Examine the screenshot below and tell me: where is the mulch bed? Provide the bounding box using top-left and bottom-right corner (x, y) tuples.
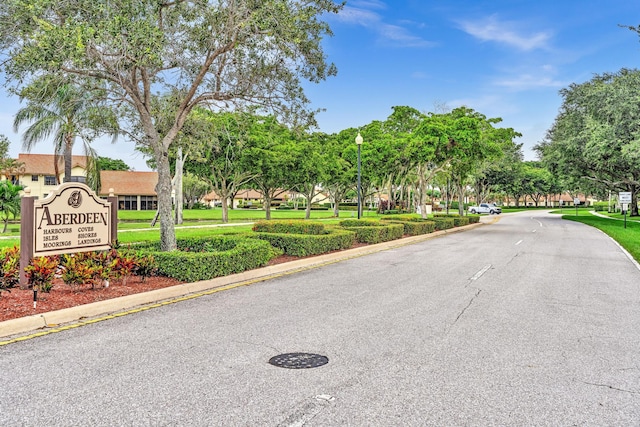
(0, 242), (372, 323)
(0, 276), (183, 322)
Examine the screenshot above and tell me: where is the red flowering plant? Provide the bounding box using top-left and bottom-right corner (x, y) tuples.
(60, 253), (94, 290)
(25, 256), (59, 293)
(0, 246), (20, 297)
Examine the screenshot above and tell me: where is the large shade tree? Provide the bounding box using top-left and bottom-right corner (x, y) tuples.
(536, 68), (640, 215)
(289, 132), (332, 219)
(0, 0), (341, 250)
(245, 117), (298, 220)
(322, 131), (355, 217)
(184, 109), (261, 223)
(439, 107), (520, 215)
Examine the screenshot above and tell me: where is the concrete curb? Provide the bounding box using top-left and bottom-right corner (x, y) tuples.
(0, 218), (495, 340)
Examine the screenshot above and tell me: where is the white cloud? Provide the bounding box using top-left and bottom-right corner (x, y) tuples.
(337, 6), (380, 25)
(348, 0), (387, 10)
(377, 23), (435, 47)
(337, 3), (434, 48)
(458, 15), (552, 51)
(493, 74), (565, 90)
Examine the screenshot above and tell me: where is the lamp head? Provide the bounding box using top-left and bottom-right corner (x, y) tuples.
(355, 132), (363, 145)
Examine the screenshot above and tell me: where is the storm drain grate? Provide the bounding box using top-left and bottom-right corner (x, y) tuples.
(268, 353), (329, 369)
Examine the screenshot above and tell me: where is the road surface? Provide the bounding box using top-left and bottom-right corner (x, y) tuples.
(2, 211), (639, 425)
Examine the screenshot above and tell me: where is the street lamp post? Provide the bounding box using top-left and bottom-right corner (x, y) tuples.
(355, 132), (363, 219)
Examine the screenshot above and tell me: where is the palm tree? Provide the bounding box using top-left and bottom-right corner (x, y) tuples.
(0, 181), (23, 233)
(13, 76), (119, 190)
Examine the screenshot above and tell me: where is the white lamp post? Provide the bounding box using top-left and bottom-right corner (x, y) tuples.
(355, 132), (363, 219)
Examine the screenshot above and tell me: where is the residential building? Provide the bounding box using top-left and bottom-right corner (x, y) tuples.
(6, 153), (160, 211)
(11, 153), (88, 199)
(98, 170), (159, 211)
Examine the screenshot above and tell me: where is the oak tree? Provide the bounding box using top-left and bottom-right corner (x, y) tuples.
(0, 0), (341, 249)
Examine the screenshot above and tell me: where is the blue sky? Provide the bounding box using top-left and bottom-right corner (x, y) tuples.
(1, 0), (640, 171)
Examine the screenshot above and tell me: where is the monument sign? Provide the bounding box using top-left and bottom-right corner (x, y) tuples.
(20, 183), (117, 285)
(33, 183), (112, 256)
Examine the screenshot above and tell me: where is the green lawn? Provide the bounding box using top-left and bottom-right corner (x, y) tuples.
(11, 208), (638, 263)
(0, 208), (379, 248)
(117, 207), (378, 222)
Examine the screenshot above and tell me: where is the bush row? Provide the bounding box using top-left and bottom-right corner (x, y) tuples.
(338, 220), (404, 244)
(132, 236), (277, 282)
(387, 220), (436, 236)
(4, 212), (485, 292)
(432, 217), (454, 230)
(254, 228), (356, 256)
(253, 220), (327, 235)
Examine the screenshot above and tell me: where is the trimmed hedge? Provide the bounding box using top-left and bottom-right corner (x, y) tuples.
(388, 220), (436, 236)
(339, 220), (404, 244)
(380, 214), (423, 222)
(131, 236), (277, 282)
(254, 228), (356, 256)
(339, 219), (379, 227)
(593, 201), (609, 212)
(433, 213), (459, 218)
(467, 215), (480, 224)
(253, 220), (326, 235)
(453, 217), (470, 227)
(432, 217), (454, 231)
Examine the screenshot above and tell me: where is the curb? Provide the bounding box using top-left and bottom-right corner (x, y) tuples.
(0, 219), (494, 341)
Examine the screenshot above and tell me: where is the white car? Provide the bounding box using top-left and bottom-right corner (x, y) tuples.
(468, 203), (501, 214)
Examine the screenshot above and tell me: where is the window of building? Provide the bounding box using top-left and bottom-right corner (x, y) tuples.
(68, 176), (86, 183)
(44, 176), (57, 186)
(140, 196), (157, 211)
(31, 175), (39, 182)
(119, 196), (138, 210)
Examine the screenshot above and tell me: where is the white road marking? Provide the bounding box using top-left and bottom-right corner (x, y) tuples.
(471, 265), (492, 281)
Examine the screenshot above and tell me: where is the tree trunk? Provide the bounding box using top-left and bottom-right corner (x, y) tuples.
(418, 166), (428, 219)
(304, 185), (315, 219)
(63, 138), (73, 183)
(304, 203), (311, 219)
(220, 181), (230, 223)
(155, 148), (177, 251)
(174, 147), (183, 225)
(2, 218), (7, 233)
(221, 199), (229, 223)
(264, 195), (272, 220)
(457, 183), (465, 216)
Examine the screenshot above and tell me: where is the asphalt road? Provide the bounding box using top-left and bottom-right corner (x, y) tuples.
(2, 211), (639, 426)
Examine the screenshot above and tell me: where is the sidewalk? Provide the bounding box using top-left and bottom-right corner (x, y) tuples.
(0, 216), (497, 342)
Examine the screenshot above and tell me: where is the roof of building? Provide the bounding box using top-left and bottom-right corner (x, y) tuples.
(99, 170), (158, 196)
(18, 153), (88, 175)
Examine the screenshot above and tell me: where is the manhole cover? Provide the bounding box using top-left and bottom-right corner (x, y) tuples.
(268, 353), (329, 369)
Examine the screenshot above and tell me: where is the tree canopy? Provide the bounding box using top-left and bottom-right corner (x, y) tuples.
(0, 0), (342, 250)
(97, 157), (131, 171)
(536, 68), (640, 214)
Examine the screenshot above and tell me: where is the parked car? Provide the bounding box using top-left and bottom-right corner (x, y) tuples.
(468, 203), (501, 214)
